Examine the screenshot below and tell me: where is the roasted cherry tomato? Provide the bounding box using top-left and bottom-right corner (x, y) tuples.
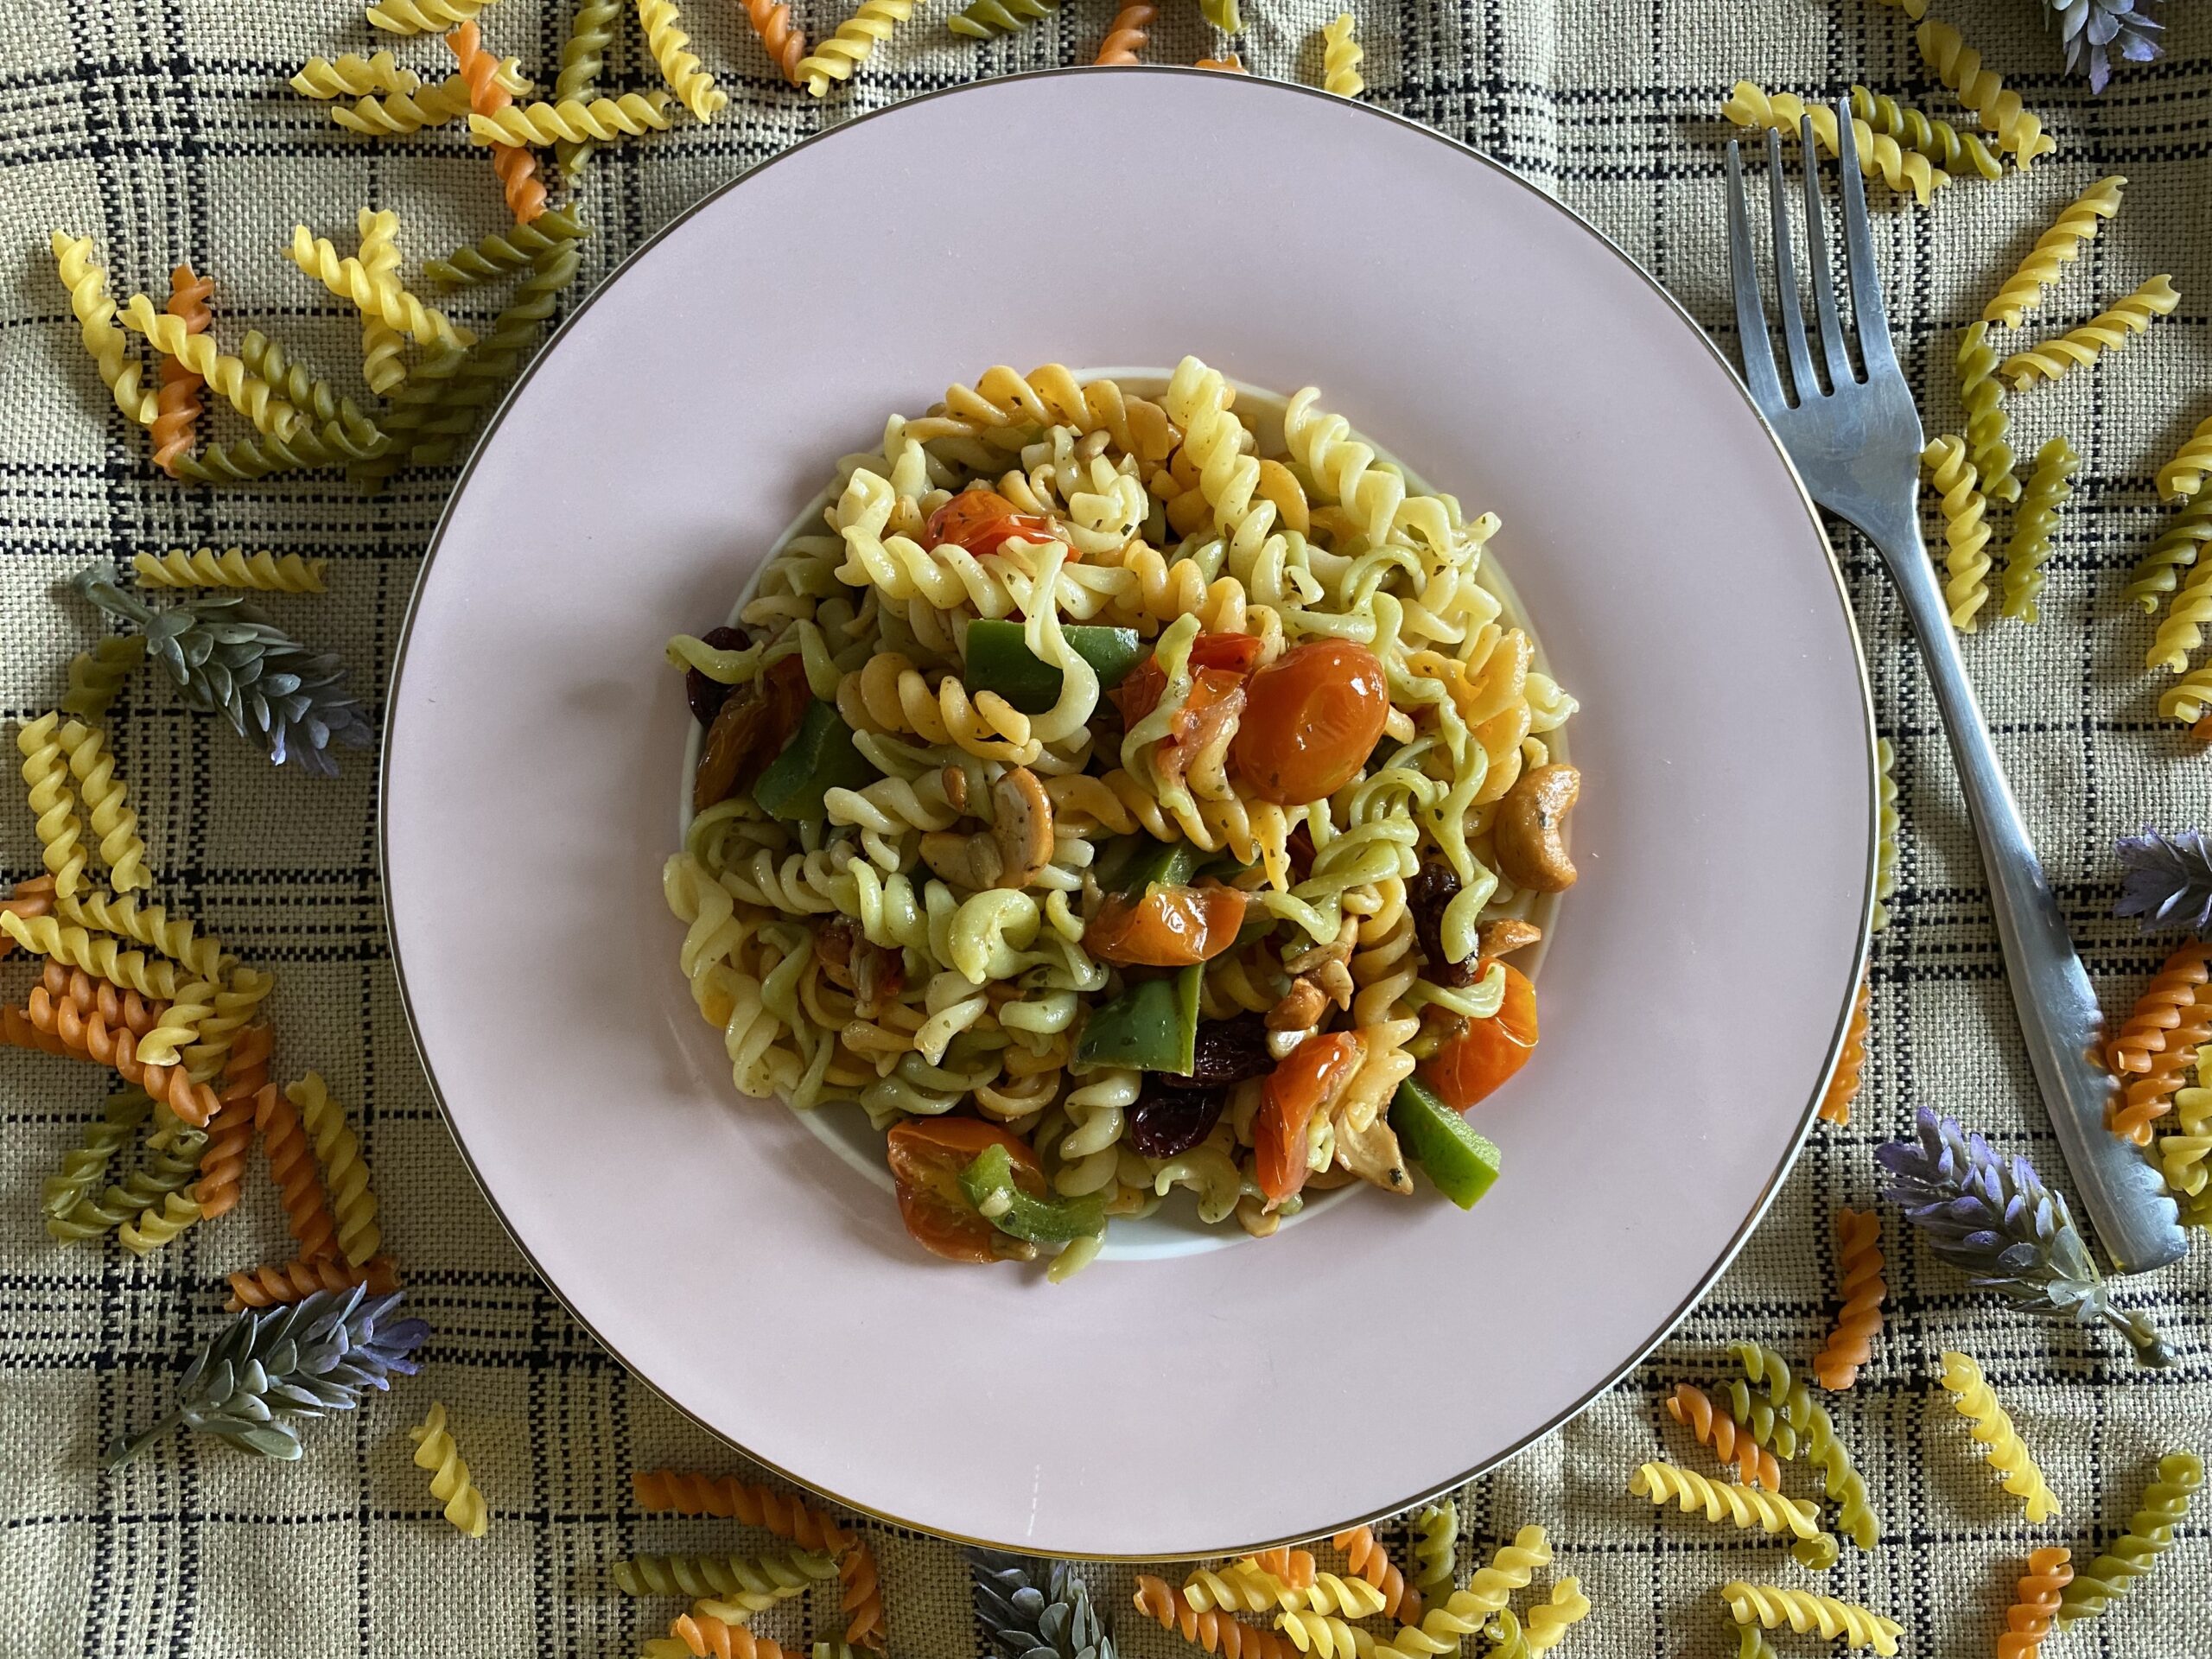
(1253, 1032), (1364, 1202)
(1111, 632), (1263, 727)
(1084, 882), (1249, 967)
(1231, 640), (1389, 805)
(886, 1118), (1046, 1263)
(925, 489), (1059, 556)
(1418, 963), (1539, 1111)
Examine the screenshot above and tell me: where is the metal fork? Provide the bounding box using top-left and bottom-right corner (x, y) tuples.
(1726, 109), (2186, 1274)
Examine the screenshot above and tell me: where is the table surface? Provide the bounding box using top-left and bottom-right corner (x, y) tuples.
(2, 0), (2209, 1654)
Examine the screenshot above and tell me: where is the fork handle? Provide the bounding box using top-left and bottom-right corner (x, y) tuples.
(1860, 511), (2187, 1273)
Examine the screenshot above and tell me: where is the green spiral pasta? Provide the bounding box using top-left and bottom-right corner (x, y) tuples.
(2000, 435), (2076, 624)
(948, 0), (1060, 37)
(42, 1090), (153, 1224)
(613, 1548), (836, 1605)
(1730, 1340), (1879, 1548)
(552, 0), (623, 175)
(2057, 1451), (2202, 1626)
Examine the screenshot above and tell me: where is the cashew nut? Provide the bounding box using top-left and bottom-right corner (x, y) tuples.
(1333, 1110), (1413, 1195)
(1494, 762), (1580, 893)
(1266, 976), (1329, 1033)
(917, 766), (1054, 892)
(1477, 918), (1543, 958)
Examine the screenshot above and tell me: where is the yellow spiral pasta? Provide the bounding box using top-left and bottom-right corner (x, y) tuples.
(0, 912), (181, 1000)
(291, 52), (419, 97)
(1937, 1351), (2061, 1522)
(1720, 84), (1942, 206)
(288, 1072), (382, 1266)
(118, 1190), (201, 1255)
(839, 653), (1039, 766)
(1719, 1584), (1902, 1656)
(1485, 1580), (1590, 1657)
(18, 713), (87, 899)
(117, 295), (299, 439)
(134, 976), (216, 1068)
(1847, 85), (1999, 179)
(1921, 435), (1992, 632)
(470, 92), (675, 145)
(1272, 1611), (1370, 1659)
(133, 548), (327, 592)
(1983, 176), (2126, 328)
(1956, 322), (2016, 505)
(410, 1402), (489, 1536)
(1320, 14), (1363, 98)
(798, 0), (914, 97)
(2161, 664), (2212, 731)
(355, 207), (407, 396)
(49, 233), (156, 424)
(283, 226), (473, 347)
(2001, 435), (2076, 624)
(329, 65), (528, 134)
(2159, 1052), (2212, 1206)
(639, 0), (726, 118)
(1872, 736), (1897, 932)
(1368, 1526), (1549, 1659)
(2147, 561), (2212, 674)
(179, 965), (272, 1082)
(1628, 1461), (1832, 1556)
(367, 0), (500, 32)
(2000, 276), (2179, 391)
(2157, 411), (2212, 502)
(52, 887), (229, 982)
(2125, 496), (2212, 614)
(1186, 1564), (1385, 1619)
(1916, 20), (2055, 167)
(60, 636), (147, 721)
(55, 718), (148, 892)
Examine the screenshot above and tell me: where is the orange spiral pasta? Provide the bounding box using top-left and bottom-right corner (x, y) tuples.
(838, 1538), (886, 1649)
(1094, 1), (1153, 64)
(447, 23), (543, 225)
(2107, 940), (2212, 1074)
(1665, 1382), (1783, 1491)
(1195, 53), (1245, 70)
(1818, 976), (1871, 1126)
(0, 874), (57, 950)
(1331, 1528), (1420, 1623)
(194, 1022), (270, 1217)
(1253, 1548), (1317, 1592)
(1813, 1209), (1886, 1390)
(670, 1611), (797, 1659)
(255, 1077), (339, 1261)
(12, 985), (221, 1125)
(41, 960), (161, 1036)
(150, 264), (213, 476)
(632, 1469), (853, 1550)
(741, 0), (806, 84)
(2108, 941), (2212, 1144)
(1133, 1576), (1300, 1659)
(1999, 1547), (2072, 1659)
(225, 1252), (400, 1312)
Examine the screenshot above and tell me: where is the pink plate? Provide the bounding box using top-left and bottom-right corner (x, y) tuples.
(383, 67), (1872, 1558)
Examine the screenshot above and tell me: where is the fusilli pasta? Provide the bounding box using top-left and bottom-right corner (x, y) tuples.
(1718, 1583), (1902, 1656)
(1720, 84), (1942, 205)
(1320, 15), (1363, 98)
(56, 717), (149, 891)
(18, 712), (88, 899)
(410, 1402), (489, 1536)
(2056, 1451), (2201, 1627)
(1916, 19), (2054, 166)
(1936, 1350), (2062, 1522)
(49, 232), (156, 424)
(1999, 1547), (2072, 1659)
(798, 0), (914, 96)
(134, 547), (327, 592)
(640, 0), (727, 117)
(289, 1072), (382, 1266)
(1812, 1207), (1885, 1390)
(2001, 435), (2076, 623)
(1983, 175), (2126, 327)
(1664, 1382), (1783, 1491)
(1921, 435), (1992, 632)
(1730, 1340), (1879, 1548)
(150, 263), (213, 476)
(1999, 275), (2179, 391)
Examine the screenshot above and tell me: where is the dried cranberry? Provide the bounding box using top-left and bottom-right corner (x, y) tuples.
(1128, 1077), (1227, 1160)
(685, 626), (749, 726)
(1409, 858), (1478, 988)
(1160, 1014), (1274, 1090)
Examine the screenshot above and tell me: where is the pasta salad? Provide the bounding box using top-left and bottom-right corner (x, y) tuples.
(664, 357), (1580, 1276)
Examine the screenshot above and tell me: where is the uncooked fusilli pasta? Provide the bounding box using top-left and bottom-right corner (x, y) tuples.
(797, 0), (912, 95)
(1719, 1583), (1902, 1656)
(1936, 1351), (2061, 1522)
(2056, 1451), (2201, 1627)
(1921, 435), (1992, 632)
(1999, 276), (2179, 391)
(2001, 435), (2076, 623)
(1812, 1208), (1885, 1390)
(150, 264), (213, 476)
(410, 1402), (489, 1536)
(1999, 1547), (2072, 1659)
(133, 548), (327, 592)
(1916, 19), (2054, 167)
(1983, 176), (2126, 328)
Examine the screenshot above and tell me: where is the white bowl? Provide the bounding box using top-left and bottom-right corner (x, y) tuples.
(383, 67), (1874, 1558)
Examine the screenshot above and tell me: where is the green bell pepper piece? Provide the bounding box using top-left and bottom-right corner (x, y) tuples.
(1116, 840), (1204, 896)
(959, 1144), (1108, 1244)
(753, 700), (878, 822)
(1389, 1077), (1503, 1210)
(1072, 963), (1203, 1074)
(963, 620), (1148, 715)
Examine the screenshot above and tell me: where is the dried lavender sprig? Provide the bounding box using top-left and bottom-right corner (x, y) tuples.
(1877, 1106), (2170, 1365)
(2113, 828), (2212, 936)
(105, 1286), (429, 1465)
(971, 1551), (1116, 1659)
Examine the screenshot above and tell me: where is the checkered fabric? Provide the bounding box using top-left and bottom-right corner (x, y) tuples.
(3, 0), (2210, 1653)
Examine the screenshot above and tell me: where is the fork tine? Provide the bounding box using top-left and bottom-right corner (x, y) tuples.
(1764, 128), (1819, 403)
(1832, 98), (1897, 373)
(1726, 138), (1783, 410)
(1797, 115), (1853, 385)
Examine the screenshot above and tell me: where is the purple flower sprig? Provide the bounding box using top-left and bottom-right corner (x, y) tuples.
(2114, 827), (2212, 937)
(1877, 1107), (2171, 1367)
(105, 1286), (429, 1466)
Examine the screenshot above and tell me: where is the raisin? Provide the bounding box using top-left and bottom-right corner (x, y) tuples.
(1408, 858), (1478, 988)
(1128, 1077), (1228, 1160)
(685, 626), (749, 726)
(690, 654), (811, 813)
(1160, 1014), (1274, 1089)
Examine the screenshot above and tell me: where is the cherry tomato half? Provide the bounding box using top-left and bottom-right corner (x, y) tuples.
(1253, 1032), (1364, 1202)
(925, 489), (1059, 556)
(1230, 640), (1389, 805)
(1418, 963), (1539, 1111)
(886, 1118), (1045, 1263)
(1111, 632), (1263, 728)
(1084, 882), (1249, 967)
